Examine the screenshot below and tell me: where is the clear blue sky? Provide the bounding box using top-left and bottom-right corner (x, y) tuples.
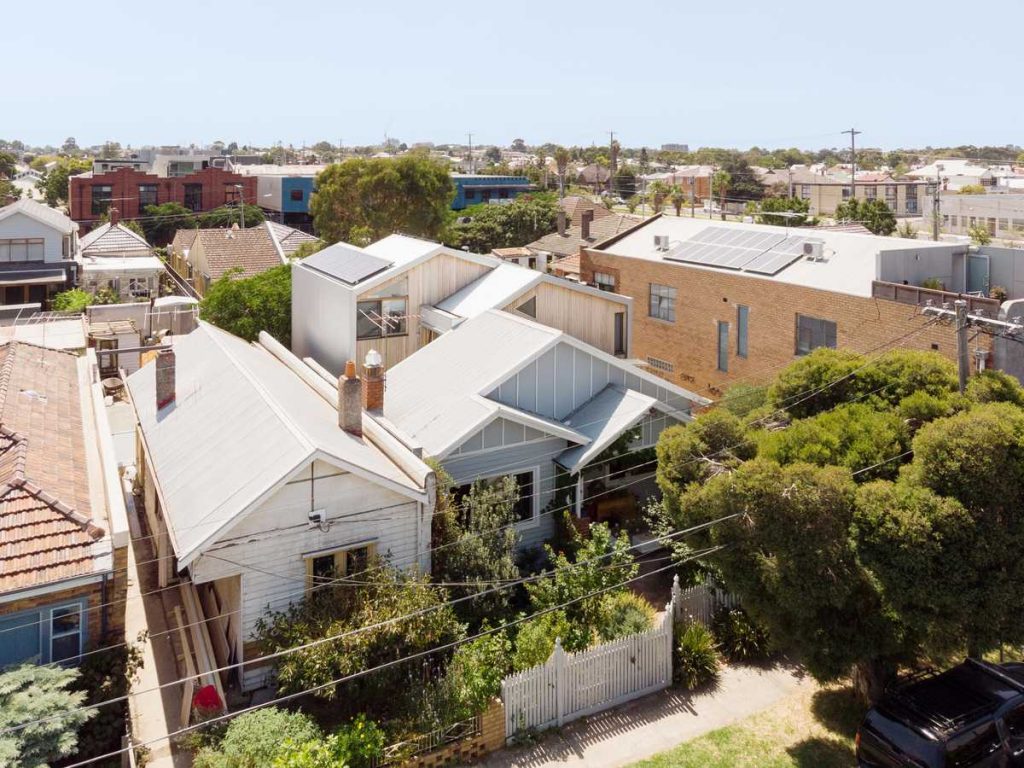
(9, 0), (1022, 151)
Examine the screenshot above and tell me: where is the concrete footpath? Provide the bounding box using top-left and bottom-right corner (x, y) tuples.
(482, 663), (809, 768)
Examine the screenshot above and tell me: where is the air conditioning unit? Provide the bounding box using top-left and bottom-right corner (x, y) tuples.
(654, 235), (670, 251)
(803, 241), (825, 261)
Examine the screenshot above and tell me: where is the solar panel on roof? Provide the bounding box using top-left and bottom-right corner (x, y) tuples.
(302, 244), (393, 285)
(664, 225), (819, 276)
(743, 249), (805, 275)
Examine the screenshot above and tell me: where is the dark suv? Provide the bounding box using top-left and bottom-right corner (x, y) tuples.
(857, 659), (1024, 767)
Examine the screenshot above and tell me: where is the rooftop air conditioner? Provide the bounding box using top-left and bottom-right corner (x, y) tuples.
(654, 235), (670, 251)
(803, 241), (825, 261)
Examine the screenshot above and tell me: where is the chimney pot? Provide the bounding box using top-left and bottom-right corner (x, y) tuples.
(362, 349), (385, 412)
(109, 207), (120, 226)
(581, 209), (594, 240)
(339, 360), (363, 436)
(155, 348), (176, 410)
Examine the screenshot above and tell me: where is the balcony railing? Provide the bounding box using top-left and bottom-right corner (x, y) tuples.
(871, 280), (1001, 314)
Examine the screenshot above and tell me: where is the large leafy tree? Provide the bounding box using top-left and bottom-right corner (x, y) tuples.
(0, 664), (95, 767)
(198, 203), (265, 229)
(753, 196), (812, 226)
(141, 202), (195, 245)
(199, 264), (291, 345)
(310, 154), (454, 244)
(834, 197), (897, 235)
(40, 157), (90, 206)
(0, 151), (16, 179)
(443, 193), (559, 252)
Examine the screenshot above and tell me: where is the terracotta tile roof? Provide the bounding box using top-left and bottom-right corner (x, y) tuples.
(492, 247), (533, 258)
(266, 221), (321, 257)
(527, 213), (644, 259)
(550, 253), (581, 276)
(171, 228), (199, 253)
(0, 342), (106, 592)
(559, 196), (614, 227)
(195, 227), (283, 281)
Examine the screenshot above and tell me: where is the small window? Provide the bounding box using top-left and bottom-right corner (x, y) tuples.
(305, 543), (377, 591)
(184, 184), (203, 212)
(737, 305), (749, 358)
(717, 321), (729, 372)
(357, 297), (408, 339)
(865, 185), (877, 200)
(795, 314), (837, 356)
(800, 185), (811, 199)
(290, 189), (304, 201)
(50, 605), (83, 663)
(455, 470), (538, 526)
(138, 184), (158, 210)
(465, 188), (476, 200)
(614, 312), (626, 356)
(594, 272), (616, 292)
(515, 296), (537, 318)
(91, 185), (113, 216)
(649, 283), (676, 322)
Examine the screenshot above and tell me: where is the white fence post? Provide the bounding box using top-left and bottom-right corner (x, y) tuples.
(553, 638), (566, 727)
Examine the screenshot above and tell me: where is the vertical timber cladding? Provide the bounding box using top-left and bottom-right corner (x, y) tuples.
(579, 248), (978, 396)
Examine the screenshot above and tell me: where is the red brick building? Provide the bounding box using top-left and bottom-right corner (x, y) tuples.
(69, 166), (257, 233)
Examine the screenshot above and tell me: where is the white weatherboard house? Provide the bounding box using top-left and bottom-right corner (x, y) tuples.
(0, 198), (78, 307)
(126, 322), (435, 690)
(77, 220), (165, 300)
(381, 310), (709, 550)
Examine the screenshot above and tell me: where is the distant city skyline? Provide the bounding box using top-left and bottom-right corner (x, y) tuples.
(7, 0), (1022, 152)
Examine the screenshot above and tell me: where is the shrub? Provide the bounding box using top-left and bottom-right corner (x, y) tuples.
(673, 622), (720, 690)
(966, 369), (1024, 407)
(711, 607), (772, 662)
(512, 611), (578, 670)
(597, 591), (656, 641)
(193, 707), (321, 768)
(897, 391), (955, 425)
(444, 632), (512, 717)
(52, 288), (93, 312)
(721, 383), (768, 419)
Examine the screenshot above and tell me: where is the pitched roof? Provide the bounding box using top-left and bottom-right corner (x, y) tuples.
(171, 228), (198, 252)
(435, 263), (543, 319)
(126, 323), (428, 567)
(79, 222), (152, 255)
(550, 253), (581, 276)
(0, 343), (107, 592)
(0, 198), (76, 234)
(559, 196), (614, 227)
(265, 221), (321, 257)
(576, 164), (611, 185)
(528, 213), (645, 258)
(194, 227), (284, 281)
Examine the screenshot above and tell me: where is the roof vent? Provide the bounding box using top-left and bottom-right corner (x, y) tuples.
(654, 235), (670, 251)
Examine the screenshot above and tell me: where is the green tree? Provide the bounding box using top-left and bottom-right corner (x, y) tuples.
(0, 179), (21, 200)
(669, 185), (687, 216)
(648, 180), (669, 214)
(443, 193), (559, 253)
(140, 202), (196, 245)
(431, 467), (521, 627)
(198, 203), (265, 229)
(0, 151), (15, 178)
(194, 708), (322, 768)
(554, 146), (571, 199)
(200, 264), (291, 345)
(0, 665), (95, 767)
(52, 288), (94, 312)
(968, 223), (992, 245)
(711, 170), (731, 219)
(41, 157), (90, 206)
(754, 196), (812, 226)
(310, 155), (454, 244)
(834, 198), (897, 236)
(254, 564), (464, 719)
(613, 165), (637, 198)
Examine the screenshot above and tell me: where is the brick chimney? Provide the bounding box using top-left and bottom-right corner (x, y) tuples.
(338, 360), (363, 436)
(109, 207), (120, 226)
(581, 209), (594, 240)
(557, 209), (567, 236)
(362, 350), (385, 412)
(155, 348), (176, 410)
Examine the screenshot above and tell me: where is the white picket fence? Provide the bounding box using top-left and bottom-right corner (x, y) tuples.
(501, 576), (738, 739)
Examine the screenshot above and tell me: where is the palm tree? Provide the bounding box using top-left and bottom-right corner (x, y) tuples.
(554, 147), (571, 199)
(648, 180), (669, 214)
(670, 185), (687, 216)
(712, 170), (731, 220)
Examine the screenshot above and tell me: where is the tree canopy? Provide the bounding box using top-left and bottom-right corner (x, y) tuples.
(140, 202), (195, 245)
(310, 155), (454, 244)
(198, 203), (265, 229)
(40, 157), (90, 206)
(443, 193), (559, 252)
(834, 197), (897, 235)
(751, 196), (813, 226)
(199, 264), (291, 346)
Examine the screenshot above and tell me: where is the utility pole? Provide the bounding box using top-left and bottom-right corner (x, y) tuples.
(842, 128), (862, 202)
(467, 132), (474, 174)
(608, 130), (616, 196)
(932, 164), (944, 241)
(788, 168), (794, 199)
(690, 175), (695, 218)
(234, 184), (245, 229)
(923, 299), (1023, 393)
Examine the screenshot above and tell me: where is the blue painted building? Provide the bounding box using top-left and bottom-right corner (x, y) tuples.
(241, 165), (326, 231)
(452, 174), (532, 210)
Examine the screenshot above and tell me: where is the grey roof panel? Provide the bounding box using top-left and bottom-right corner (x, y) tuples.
(301, 243), (393, 284)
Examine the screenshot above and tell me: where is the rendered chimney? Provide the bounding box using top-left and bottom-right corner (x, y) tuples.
(155, 348), (176, 410)
(557, 209), (567, 236)
(109, 207), (120, 226)
(338, 360), (363, 436)
(362, 349), (385, 412)
(581, 209), (594, 240)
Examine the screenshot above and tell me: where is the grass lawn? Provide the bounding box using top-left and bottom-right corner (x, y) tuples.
(630, 680), (864, 768)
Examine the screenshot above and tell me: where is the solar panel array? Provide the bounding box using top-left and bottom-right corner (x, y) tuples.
(302, 244), (393, 285)
(664, 226), (818, 276)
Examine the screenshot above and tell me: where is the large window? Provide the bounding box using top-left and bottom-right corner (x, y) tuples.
(138, 184), (158, 210)
(91, 185), (112, 216)
(0, 238), (45, 262)
(455, 470), (538, 526)
(183, 184), (203, 212)
(795, 314), (837, 356)
(0, 600), (86, 667)
(357, 297), (407, 339)
(737, 305), (749, 358)
(649, 283), (676, 322)
(305, 542), (377, 591)
(594, 272), (616, 292)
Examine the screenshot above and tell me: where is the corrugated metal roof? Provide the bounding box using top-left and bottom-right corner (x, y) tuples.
(435, 263), (542, 319)
(556, 386), (658, 474)
(0, 199), (76, 234)
(126, 323), (425, 567)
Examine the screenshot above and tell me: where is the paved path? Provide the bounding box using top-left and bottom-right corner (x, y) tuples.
(482, 663), (810, 768)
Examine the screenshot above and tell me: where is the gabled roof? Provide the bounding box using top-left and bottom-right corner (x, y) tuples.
(126, 323), (427, 567)
(265, 220), (321, 257)
(0, 343), (108, 592)
(193, 227), (284, 282)
(559, 196), (614, 227)
(556, 386), (659, 474)
(79, 222), (151, 255)
(528, 213), (646, 258)
(384, 310), (707, 460)
(0, 198), (75, 234)
(435, 263), (543, 318)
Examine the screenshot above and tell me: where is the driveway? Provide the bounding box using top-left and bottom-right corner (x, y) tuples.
(482, 662), (809, 768)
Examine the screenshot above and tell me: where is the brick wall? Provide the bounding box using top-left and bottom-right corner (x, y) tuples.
(580, 249), (990, 399)
(401, 699), (505, 768)
(1, 578), (110, 657)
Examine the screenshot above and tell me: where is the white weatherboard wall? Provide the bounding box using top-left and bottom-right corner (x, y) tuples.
(189, 459), (427, 690)
(0, 211), (68, 262)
